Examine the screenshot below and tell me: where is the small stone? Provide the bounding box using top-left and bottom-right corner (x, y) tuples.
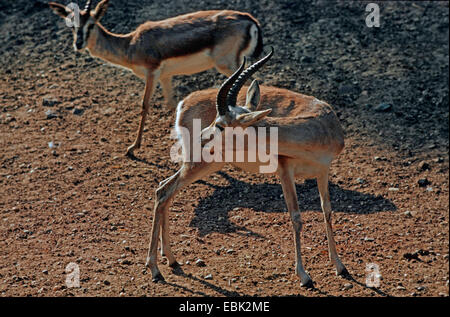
(72, 108), (84, 115)
(42, 97), (59, 107)
(397, 286), (406, 290)
(204, 274), (213, 280)
(104, 280), (110, 286)
(418, 161), (430, 171)
(343, 283), (353, 290)
(418, 178), (430, 187)
(416, 286), (426, 291)
(404, 210), (416, 218)
(195, 259), (206, 267)
(403, 252), (421, 261)
(374, 103), (392, 112)
(300, 56), (312, 63)
(45, 109), (58, 119)
(42, 269), (48, 275)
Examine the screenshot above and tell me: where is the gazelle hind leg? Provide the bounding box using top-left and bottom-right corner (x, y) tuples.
(160, 76), (177, 110)
(278, 158), (313, 287)
(160, 203), (178, 268)
(316, 171), (348, 276)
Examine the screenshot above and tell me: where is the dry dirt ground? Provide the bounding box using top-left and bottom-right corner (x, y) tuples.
(0, 0), (448, 297)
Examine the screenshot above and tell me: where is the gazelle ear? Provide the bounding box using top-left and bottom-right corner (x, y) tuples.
(49, 2), (71, 18)
(236, 108), (272, 127)
(245, 80), (261, 111)
(93, 0), (110, 21)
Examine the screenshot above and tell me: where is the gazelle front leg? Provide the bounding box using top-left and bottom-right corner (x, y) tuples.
(278, 159), (313, 287)
(146, 161), (223, 282)
(146, 171), (181, 282)
(126, 71), (158, 156)
(316, 172), (349, 277)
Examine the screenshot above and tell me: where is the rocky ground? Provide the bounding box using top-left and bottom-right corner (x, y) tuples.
(0, 0), (448, 297)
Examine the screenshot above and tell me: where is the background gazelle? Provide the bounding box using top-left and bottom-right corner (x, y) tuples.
(146, 49), (349, 288)
(49, 0), (263, 156)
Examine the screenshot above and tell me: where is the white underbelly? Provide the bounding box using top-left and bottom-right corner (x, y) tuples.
(131, 66), (148, 79)
(159, 50), (214, 77)
(230, 151), (279, 175)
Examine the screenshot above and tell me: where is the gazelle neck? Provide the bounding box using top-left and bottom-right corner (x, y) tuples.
(86, 23), (133, 69)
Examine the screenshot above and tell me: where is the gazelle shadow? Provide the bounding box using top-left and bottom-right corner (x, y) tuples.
(164, 265), (245, 297)
(189, 171), (396, 237)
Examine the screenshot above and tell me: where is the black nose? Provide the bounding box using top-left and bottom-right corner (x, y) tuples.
(75, 41), (83, 50)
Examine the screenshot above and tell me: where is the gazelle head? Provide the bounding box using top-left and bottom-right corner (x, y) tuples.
(49, 0), (110, 51)
(201, 48), (274, 142)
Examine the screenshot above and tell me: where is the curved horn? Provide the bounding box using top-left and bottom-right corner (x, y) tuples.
(226, 47), (274, 108)
(85, 0), (93, 11)
(216, 57), (247, 116)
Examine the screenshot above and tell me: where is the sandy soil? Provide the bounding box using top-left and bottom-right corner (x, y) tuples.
(0, 0), (448, 297)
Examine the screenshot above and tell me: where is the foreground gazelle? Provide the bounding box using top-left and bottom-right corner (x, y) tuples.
(49, 0), (263, 156)
(146, 49), (349, 287)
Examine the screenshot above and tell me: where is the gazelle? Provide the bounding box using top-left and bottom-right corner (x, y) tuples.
(49, 0), (263, 156)
(146, 49), (349, 288)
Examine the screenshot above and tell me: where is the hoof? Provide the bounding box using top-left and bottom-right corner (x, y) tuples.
(152, 273), (166, 283)
(300, 278), (314, 289)
(337, 267), (352, 279)
(170, 262), (184, 275)
(126, 144), (140, 158)
(125, 149), (136, 158)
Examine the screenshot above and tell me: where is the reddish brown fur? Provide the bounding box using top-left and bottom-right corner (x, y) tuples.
(130, 10), (261, 62)
(178, 86), (345, 157)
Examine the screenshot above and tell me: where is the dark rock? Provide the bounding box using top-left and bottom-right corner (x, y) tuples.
(418, 178), (431, 187)
(72, 108), (84, 115)
(403, 252), (421, 261)
(300, 56), (313, 63)
(45, 109), (58, 119)
(42, 97), (59, 107)
(374, 103), (392, 112)
(418, 161), (431, 171)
